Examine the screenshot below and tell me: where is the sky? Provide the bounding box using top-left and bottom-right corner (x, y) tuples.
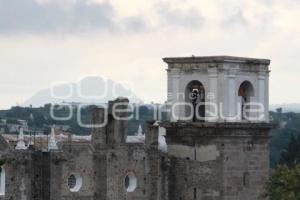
(0, 0), (299, 109)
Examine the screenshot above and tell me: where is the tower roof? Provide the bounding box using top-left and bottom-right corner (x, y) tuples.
(163, 55), (270, 65)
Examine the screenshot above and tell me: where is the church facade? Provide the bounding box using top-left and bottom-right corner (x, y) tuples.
(0, 56), (273, 200)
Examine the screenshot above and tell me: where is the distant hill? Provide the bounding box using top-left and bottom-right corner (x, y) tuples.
(270, 104), (300, 113)
(23, 76), (142, 107)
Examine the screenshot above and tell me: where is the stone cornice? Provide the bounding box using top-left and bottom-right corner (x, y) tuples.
(160, 121), (277, 129)
(163, 56), (270, 65)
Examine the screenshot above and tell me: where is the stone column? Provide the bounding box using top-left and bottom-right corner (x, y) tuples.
(91, 107), (106, 149)
(166, 69), (172, 103)
(266, 72), (270, 121)
(108, 97), (129, 147)
(145, 122), (159, 149)
(258, 71), (267, 121)
(166, 69), (173, 122)
(227, 69), (237, 121)
(207, 66), (218, 122)
(145, 122), (160, 200)
(171, 69), (181, 122)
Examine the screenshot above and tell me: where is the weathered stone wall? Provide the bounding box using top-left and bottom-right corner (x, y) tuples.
(105, 144), (148, 200)
(222, 137), (269, 200)
(0, 150), (43, 200)
(162, 122), (272, 200)
(50, 143), (95, 200)
(166, 138), (223, 200)
(0, 100), (272, 200)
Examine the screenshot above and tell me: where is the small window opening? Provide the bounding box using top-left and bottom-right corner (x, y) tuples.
(243, 172), (250, 187)
(67, 174), (82, 192)
(125, 176), (130, 189)
(68, 175), (76, 189)
(124, 172), (137, 192)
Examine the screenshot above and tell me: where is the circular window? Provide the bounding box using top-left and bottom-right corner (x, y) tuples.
(124, 172), (137, 192)
(67, 174), (82, 192)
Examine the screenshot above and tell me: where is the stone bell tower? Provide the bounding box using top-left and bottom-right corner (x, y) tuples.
(164, 56), (270, 122)
(161, 56), (273, 200)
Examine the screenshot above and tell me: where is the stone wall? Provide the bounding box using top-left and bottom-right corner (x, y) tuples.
(49, 143), (95, 200)
(0, 150), (44, 200)
(0, 100), (272, 200)
(162, 122), (272, 200)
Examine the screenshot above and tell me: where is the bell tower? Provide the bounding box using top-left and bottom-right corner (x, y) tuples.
(164, 56), (270, 122)
(162, 56), (273, 200)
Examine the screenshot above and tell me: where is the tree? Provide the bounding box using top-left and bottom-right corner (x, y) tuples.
(279, 134), (300, 167)
(264, 165), (300, 200)
(270, 111), (300, 167)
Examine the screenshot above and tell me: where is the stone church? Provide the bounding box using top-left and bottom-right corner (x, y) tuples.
(0, 56), (273, 200)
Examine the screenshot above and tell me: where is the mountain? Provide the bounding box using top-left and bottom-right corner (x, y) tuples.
(23, 76), (142, 107)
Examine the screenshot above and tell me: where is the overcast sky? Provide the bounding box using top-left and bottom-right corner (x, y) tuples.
(0, 0), (299, 109)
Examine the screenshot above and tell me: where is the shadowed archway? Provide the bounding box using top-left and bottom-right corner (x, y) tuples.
(238, 81), (254, 120)
(185, 80), (205, 121)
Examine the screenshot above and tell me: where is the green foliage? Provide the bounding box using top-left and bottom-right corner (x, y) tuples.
(265, 165), (300, 200)
(270, 111), (300, 167)
(265, 111), (300, 200)
(279, 134), (300, 167)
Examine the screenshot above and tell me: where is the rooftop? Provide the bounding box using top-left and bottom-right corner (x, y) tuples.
(162, 55), (270, 65)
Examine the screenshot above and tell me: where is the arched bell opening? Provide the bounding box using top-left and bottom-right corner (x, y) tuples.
(238, 81), (254, 120)
(185, 80), (205, 122)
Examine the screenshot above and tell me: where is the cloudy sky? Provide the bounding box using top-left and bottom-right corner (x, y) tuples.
(0, 0), (299, 109)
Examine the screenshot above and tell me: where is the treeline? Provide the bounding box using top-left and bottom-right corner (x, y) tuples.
(265, 111), (300, 199)
(0, 104), (162, 135)
(269, 111), (300, 166)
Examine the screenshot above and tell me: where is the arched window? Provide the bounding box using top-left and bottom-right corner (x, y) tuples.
(238, 81), (254, 120)
(0, 166), (5, 196)
(185, 80), (205, 122)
